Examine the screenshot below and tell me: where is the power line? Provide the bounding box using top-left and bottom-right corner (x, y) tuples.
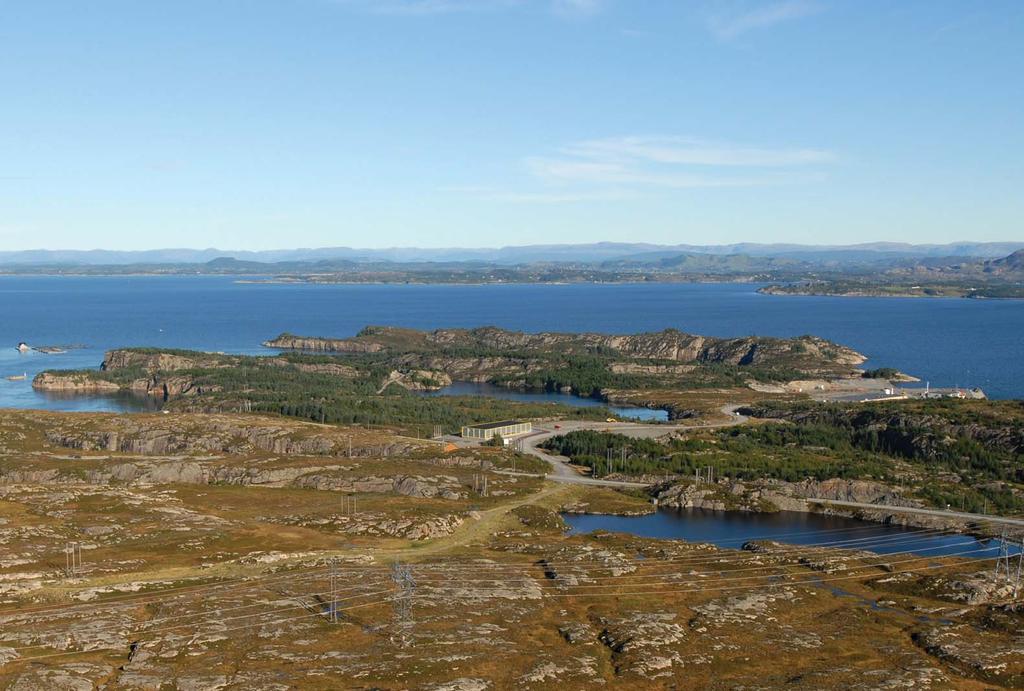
(2, 541), (1006, 662)
(390, 561), (416, 648)
(401, 539), (1001, 592)
(7, 553), (1001, 667)
(3, 521), (1010, 623)
(6, 597), (394, 666)
(397, 526), (982, 574)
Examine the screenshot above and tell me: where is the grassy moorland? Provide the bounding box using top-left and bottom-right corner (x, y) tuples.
(0, 408), (1021, 688)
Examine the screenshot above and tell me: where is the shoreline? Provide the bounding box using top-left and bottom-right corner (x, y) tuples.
(759, 286), (1024, 300)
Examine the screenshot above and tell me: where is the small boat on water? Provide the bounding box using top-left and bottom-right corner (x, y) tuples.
(6, 373), (27, 381)
(16, 342), (30, 353)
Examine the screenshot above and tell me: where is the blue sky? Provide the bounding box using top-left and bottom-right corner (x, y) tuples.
(1, 0), (1021, 250)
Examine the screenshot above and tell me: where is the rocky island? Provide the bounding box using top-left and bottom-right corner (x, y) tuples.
(36, 325), (869, 424)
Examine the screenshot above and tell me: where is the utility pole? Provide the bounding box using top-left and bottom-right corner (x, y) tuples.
(328, 559), (340, 623)
(348, 436), (352, 458)
(996, 531), (1012, 581)
(64, 542), (82, 577)
(1014, 539), (1023, 599)
(473, 474), (488, 496)
(391, 561), (416, 647)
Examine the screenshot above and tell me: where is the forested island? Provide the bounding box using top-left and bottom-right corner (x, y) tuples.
(33, 325), (866, 431)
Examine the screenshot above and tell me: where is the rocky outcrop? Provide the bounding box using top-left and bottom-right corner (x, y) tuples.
(265, 326), (865, 370)
(43, 426), (413, 458)
(598, 612), (687, 679)
(36, 415), (420, 458)
(608, 362), (696, 375)
(389, 354), (534, 383)
(130, 375), (218, 398)
(282, 361), (358, 377)
(914, 625), (1024, 686)
(916, 570), (1020, 606)
(101, 349), (230, 372)
(0, 456), (463, 499)
(50, 347), (360, 401)
(263, 333), (384, 353)
(32, 372), (120, 393)
(655, 478), (917, 515)
(33, 349), (230, 399)
(377, 369), (452, 393)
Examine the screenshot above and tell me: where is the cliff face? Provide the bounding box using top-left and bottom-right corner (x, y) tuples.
(263, 333), (384, 353)
(35, 366), (217, 399)
(42, 418), (417, 457)
(264, 326), (865, 370)
(101, 350), (231, 372)
(31, 372), (120, 393)
(656, 477), (919, 518)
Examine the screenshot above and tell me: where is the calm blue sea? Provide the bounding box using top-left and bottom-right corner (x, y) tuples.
(1, 276), (1021, 410)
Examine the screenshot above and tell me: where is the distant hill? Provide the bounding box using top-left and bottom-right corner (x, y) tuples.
(985, 249), (1024, 274)
(2, 241), (1022, 267)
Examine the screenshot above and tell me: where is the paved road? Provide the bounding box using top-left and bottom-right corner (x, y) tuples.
(812, 499), (1024, 529)
(515, 412), (1024, 532)
(518, 405), (748, 488)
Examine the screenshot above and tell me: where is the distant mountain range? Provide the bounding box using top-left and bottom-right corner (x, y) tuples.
(1, 241), (1022, 266)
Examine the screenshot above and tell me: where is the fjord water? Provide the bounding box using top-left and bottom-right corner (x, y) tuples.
(1, 275), (1023, 411)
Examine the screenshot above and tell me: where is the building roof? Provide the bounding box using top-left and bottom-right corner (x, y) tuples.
(465, 420), (526, 430)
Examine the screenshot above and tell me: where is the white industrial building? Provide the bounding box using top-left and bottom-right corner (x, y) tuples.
(460, 420), (532, 441)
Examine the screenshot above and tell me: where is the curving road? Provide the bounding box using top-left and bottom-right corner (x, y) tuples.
(810, 499), (1024, 529)
(512, 408), (1024, 531)
(517, 405), (748, 488)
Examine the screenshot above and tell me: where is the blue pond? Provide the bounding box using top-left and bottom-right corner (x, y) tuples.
(422, 381), (669, 421)
(563, 508), (1021, 559)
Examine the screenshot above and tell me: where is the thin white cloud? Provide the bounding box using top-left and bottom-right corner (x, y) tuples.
(708, 0), (822, 40)
(334, 0), (603, 16)
(488, 190), (636, 203)
(445, 134), (834, 203)
(527, 157), (809, 188)
(563, 136), (834, 167)
(552, 0), (605, 17)
(330, 0), (516, 15)
(440, 184), (634, 203)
